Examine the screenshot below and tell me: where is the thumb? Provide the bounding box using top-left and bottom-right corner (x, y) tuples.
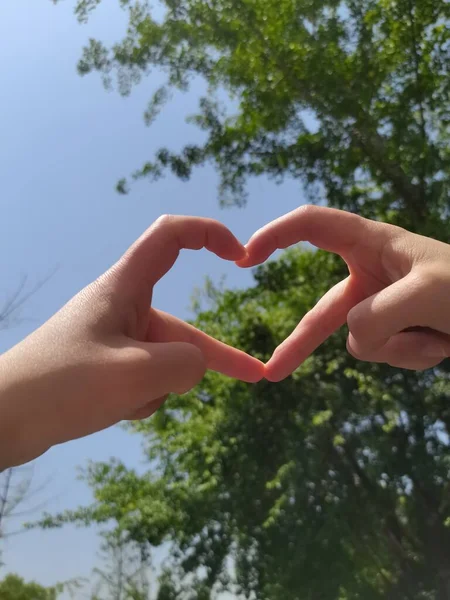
(347, 329), (450, 370)
(141, 341), (207, 398)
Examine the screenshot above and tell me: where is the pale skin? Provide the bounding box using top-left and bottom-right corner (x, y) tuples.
(238, 205), (450, 380)
(1, 207), (450, 469)
(0, 215), (265, 470)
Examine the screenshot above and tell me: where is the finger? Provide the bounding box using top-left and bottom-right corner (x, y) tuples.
(126, 395), (168, 421)
(347, 330), (450, 370)
(265, 275), (365, 382)
(135, 341), (207, 399)
(115, 215), (247, 290)
(346, 272), (430, 354)
(237, 205), (395, 267)
(149, 309), (265, 383)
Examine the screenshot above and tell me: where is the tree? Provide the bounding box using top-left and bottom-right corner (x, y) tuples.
(89, 532), (151, 600)
(57, 0), (449, 236)
(36, 246), (450, 599)
(0, 574), (61, 600)
(0, 467), (34, 548)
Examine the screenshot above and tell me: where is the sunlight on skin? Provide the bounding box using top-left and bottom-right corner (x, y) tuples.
(238, 205), (450, 381)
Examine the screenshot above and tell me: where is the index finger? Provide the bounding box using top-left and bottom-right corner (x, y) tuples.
(149, 309), (265, 383)
(116, 214), (247, 289)
(237, 205), (392, 267)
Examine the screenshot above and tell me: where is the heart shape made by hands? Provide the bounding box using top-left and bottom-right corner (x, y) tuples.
(121, 205), (445, 388)
(122, 208), (352, 384)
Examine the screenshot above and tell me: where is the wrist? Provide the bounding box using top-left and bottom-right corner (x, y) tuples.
(0, 348), (51, 469)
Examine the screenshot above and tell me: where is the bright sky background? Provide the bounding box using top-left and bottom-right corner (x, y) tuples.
(0, 0), (305, 595)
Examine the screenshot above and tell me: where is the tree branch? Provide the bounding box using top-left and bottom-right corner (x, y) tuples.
(407, 0), (427, 202)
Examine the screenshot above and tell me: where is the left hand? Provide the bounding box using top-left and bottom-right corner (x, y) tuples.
(0, 215), (264, 469)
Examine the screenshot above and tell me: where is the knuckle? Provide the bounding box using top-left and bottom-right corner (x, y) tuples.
(346, 336), (365, 360)
(346, 306), (369, 341)
(174, 345), (207, 394)
(405, 271), (435, 317)
(408, 269), (430, 290)
(416, 267), (441, 291)
(186, 344), (207, 378)
(154, 213), (177, 229)
(296, 204), (318, 219)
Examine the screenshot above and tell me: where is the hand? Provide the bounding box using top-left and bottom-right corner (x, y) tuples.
(0, 215), (264, 468)
(238, 205), (450, 381)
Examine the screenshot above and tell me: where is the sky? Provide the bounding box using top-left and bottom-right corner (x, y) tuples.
(0, 0), (305, 594)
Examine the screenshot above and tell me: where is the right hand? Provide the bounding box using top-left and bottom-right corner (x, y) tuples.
(238, 205), (450, 381)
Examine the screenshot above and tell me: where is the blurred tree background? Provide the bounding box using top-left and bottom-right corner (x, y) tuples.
(0, 574), (61, 600)
(37, 0), (450, 598)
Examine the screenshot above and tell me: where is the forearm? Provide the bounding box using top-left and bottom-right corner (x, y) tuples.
(0, 344), (53, 470)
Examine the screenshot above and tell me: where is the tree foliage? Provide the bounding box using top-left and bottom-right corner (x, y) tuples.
(89, 532), (151, 600)
(0, 574), (61, 600)
(58, 0), (449, 234)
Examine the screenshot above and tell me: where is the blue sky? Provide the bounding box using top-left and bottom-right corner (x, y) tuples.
(0, 0), (305, 593)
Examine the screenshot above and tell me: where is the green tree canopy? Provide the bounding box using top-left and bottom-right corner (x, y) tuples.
(0, 574), (61, 600)
(58, 0), (449, 235)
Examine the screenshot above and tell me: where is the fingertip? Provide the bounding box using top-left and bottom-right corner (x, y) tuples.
(219, 228), (247, 260)
(235, 256), (253, 268)
(264, 360), (291, 383)
(216, 239), (247, 262)
(235, 248), (266, 268)
(235, 245), (251, 267)
(222, 354), (266, 383)
(264, 370), (289, 383)
(243, 374), (264, 383)
(192, 219), (246, 262)
(241, 359), (266, 383)
(231, 244), (248, 262)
